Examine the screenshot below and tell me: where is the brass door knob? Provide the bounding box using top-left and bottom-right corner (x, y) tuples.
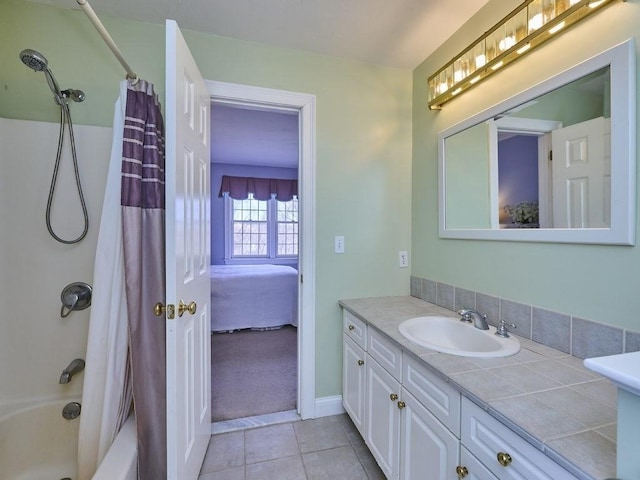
(497, 452), (512, 467)
(357, 359), (365, 366)
(397, 400), (406, 409)
(178, 299), (197, 317)
(154, 302), (175, 319)
(154, 302), (165, 316)
(390, 393), (399, 401)
(456, 465), (469, 478)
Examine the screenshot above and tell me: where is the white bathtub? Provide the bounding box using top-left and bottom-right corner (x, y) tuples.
(92, 414), (137, 480)
(0, 400), (137, 480)
(0, 400), (79, 480)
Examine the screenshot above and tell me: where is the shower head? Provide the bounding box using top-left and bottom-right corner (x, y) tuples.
(19, 49), (85, 104)
(19, 49), (48, 72)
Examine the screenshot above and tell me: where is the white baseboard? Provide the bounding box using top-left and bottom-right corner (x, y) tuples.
(314, 395), (345, 418)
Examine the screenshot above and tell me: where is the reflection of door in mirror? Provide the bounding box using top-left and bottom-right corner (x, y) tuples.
(551, 117), (611, 228)
(493, 115), (611, 229)
(489, 64), (610, 230)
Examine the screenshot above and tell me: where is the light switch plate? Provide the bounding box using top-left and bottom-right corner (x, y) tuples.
(335, 236), (345, 254)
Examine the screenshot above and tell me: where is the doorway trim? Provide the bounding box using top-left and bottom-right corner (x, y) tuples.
(205, 80), (316, 419)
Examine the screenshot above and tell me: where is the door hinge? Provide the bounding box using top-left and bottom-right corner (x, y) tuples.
(549, 150), (553, 162)
(300, 274), (303, 284)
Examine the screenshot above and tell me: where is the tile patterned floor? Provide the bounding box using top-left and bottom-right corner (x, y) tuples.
(199, 414), (385, 480)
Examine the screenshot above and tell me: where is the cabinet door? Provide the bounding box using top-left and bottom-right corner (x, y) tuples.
(343, 335), (367, 436)
(400, 388), (459, 480)
(367, 357), (401, 480)
(459, 446), (499, 480)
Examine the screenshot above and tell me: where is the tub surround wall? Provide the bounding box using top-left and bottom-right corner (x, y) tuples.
(411, 276), (640, 359)
(0, 118), (111, 407)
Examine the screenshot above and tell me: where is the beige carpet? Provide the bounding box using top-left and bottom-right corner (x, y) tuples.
(211, 326), (297, 422)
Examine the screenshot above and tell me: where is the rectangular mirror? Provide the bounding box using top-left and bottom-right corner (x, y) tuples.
(438, 39), (636, 245)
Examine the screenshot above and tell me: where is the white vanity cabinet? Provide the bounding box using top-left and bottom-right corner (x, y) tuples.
(342, 303), (598, 480)
(343, 310), (461, 480)
(460, 398), (580, 480)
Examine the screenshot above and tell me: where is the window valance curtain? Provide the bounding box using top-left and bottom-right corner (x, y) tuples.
(218, 175), (298, 201)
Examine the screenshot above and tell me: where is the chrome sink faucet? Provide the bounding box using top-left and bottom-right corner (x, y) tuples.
(457, 308), (489, 330)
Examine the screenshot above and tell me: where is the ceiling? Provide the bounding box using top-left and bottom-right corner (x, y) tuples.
(211, 104), (299, 168)
(29, 0), (491, 169)
(30, 0), (490, 70)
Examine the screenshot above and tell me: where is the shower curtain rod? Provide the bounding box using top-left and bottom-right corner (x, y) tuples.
(76, 0), (138, 82)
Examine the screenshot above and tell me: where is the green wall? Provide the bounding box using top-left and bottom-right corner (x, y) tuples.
(0, 0), (413, 398)
(412, 0), (640, 331)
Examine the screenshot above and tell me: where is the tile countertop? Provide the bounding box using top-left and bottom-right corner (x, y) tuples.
(338, 296), (617, 480)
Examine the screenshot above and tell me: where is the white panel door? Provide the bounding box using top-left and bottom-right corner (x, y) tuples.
(551, 117), (608, 228)
(165, 19), (211, 480)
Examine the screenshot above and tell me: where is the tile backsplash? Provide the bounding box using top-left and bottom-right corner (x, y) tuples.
(411, 276), (640, 359)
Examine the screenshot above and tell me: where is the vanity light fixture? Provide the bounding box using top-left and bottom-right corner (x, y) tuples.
(427, 0), (621, 110)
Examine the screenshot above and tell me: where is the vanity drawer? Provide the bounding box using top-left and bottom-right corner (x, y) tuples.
(368, 328), (402, 380)
(343, 310), (367, 349)
(403, 354), (460, 436)
(461, 398), (579, 480)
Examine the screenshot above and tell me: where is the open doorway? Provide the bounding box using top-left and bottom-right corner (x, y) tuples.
(209, 101), (300, 423)
(207, 80), (317, 424)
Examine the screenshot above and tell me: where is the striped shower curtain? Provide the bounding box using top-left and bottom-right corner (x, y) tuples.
(77, 79), (166, 480)
(120, 79), (167, 480)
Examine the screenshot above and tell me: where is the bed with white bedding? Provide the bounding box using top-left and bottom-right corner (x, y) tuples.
(210, 264), (298, 332)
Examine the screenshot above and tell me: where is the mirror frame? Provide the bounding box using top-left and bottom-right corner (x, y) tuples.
(438, 38), (636, 245)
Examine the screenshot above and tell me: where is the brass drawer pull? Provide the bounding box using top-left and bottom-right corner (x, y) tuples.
(497, 451), (512, 467)
(456, 465), (468, 478)
(348, 324), (355, 330)
(397, 400), (406, 409)
(390, 393), (398, 401)
(357, 359), (365, 366)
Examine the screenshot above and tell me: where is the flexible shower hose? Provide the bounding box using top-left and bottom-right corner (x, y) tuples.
(46, 101), (89, 244)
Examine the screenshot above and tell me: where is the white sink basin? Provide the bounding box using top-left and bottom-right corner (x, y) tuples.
(398, 316), (520, 358)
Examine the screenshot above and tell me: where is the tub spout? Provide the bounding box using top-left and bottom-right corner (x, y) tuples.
(59, 358), (85, 384)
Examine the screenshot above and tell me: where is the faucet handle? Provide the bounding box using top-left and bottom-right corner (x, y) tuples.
(495, 319), (516, 338)
(457, 308), (473, 323)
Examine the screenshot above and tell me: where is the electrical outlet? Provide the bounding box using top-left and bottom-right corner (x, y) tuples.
(399, 251), (409, 268)
(335, 236), (345, 254)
